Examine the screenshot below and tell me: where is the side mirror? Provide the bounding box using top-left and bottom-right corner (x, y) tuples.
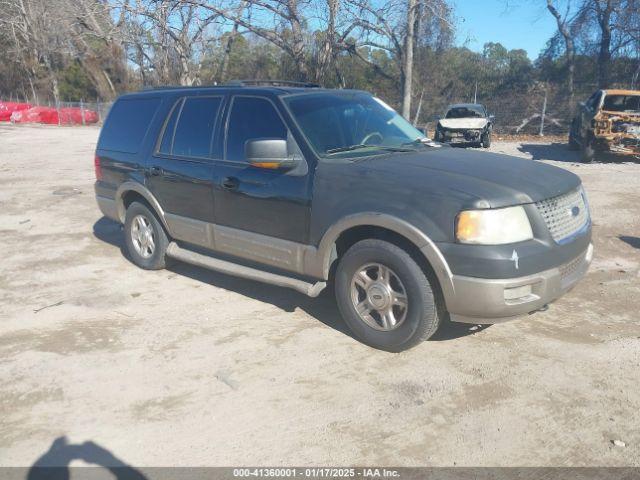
(245, 138), (299, 170)
(489, 114), (495, 122)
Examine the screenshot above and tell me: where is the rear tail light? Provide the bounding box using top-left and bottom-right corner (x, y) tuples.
(94, 154), (103, 181)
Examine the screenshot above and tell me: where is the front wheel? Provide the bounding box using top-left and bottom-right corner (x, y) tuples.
(481, 131), (491, 148)
(335, 239), (441, 352)
(580, 136), (596, 163)
(568, 119), (580, 151)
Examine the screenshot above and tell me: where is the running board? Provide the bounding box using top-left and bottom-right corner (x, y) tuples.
(166, 242), (327, 297)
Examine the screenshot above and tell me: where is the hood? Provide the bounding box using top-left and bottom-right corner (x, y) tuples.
(439, 118), (488, 129)
(357, 146), (581, 208)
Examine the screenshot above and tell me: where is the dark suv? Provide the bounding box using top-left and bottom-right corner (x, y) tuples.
(95, 81), (592, 351)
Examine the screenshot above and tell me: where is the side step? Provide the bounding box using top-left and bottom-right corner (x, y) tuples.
(166, 242), (327, 298)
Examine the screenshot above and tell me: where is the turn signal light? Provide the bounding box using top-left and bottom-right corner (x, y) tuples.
(251, 162), (280, 169)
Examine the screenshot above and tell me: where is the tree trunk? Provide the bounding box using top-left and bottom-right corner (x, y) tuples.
(218, 22), (240, 82)
(217, 1), (246, 82)
(597, 0), (613, 88)
(42, 53), (59, 103)
(316, 0), (339, 84)
(288, 0), (308, 80)
(546, 0), (575, 106)
(402, 0), (417, 119)
(177, 44), (193, 85)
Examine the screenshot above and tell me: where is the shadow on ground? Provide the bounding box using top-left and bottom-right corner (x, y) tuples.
(620, 235), (640, 249)
(93, 217), (488, 344)
(517, 143), (581, 162)
(27, 436), (146, 480)
(518, 142), (639, 164)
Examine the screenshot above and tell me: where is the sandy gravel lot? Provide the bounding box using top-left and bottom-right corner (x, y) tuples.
(1, 125), (639, 468)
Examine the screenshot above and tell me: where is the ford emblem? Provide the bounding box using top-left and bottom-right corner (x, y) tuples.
(571, 206), (580, 217)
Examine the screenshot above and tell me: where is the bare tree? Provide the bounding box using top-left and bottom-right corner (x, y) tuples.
(0, 0), (65, 102)
(65, 0), (127, 99)
(182, 0), (312, 80)
(344, 0), (452, 118)
(546, 0), (576, 103)
(310, 0), (343, 83)
(114, 0), (221, 85)
(0, 0), (129, 101)
(402, 0), (417, 117)
(217, 0), (247, 82)
(592, 0), (615, 87)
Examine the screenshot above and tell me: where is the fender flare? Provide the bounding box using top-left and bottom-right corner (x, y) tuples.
(306, 213), (455, 303)
(115, 182), (170, 231)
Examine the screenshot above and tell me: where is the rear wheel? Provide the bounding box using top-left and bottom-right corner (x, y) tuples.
(124, 202), (170, 270)
(335, 239), (440, 352)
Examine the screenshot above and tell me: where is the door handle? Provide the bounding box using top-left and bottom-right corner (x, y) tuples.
(222, 176), (239, 191)
(148, 166), (163, 177)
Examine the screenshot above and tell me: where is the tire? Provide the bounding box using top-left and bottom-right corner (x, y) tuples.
(568, 135), (580, 151)
(124, 201), (170, 270)
(335, 239), (440, 352)
(580, 136), (596, 163)
(568, 132), (580, 151)
(568, 120), (580, 151)
(481, 131), (491, 148)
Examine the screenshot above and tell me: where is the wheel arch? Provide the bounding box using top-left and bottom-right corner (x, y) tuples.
(309, 214), (455, 307)
(115, 182), (170, 231)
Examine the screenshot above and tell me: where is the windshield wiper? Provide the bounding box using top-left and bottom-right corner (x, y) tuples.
(326, 144), (415, 155)
(401, 138), (440, 148)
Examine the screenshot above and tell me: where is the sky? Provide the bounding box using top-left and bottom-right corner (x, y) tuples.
(455, 0), (559, 60)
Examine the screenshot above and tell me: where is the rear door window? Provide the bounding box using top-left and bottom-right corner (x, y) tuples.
(158, 98), (183, 155)
(161, 96), (222, 159)
(99, 97), (161, 153)
(225, 97), (288, 162)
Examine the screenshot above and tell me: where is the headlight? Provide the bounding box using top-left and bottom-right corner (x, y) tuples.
(456, 206), (533, 245)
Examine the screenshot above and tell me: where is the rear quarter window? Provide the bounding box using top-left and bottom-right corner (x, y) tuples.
(99, 97), (161, 153)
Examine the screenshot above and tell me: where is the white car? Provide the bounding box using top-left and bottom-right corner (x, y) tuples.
(434, 103), (493, 148)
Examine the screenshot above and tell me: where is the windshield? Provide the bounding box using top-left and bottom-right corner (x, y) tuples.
(602, 94), (640, 113)
(283, 92), (427, 157)
(445, 105), (485, 119)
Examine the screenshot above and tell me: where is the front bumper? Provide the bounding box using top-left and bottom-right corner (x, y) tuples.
(447, 243), (593, 324)
(596, 137), (640, 156)
(441, 128), (483, 143)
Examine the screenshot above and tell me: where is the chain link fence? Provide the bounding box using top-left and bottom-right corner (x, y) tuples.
(1, 82), (624, 134)
(0, 98), (113, 125)
(416, 82), (632, 138)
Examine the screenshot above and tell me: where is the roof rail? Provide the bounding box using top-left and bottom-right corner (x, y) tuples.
(141, 85), (205, 91)
(224, 79), (321, 88)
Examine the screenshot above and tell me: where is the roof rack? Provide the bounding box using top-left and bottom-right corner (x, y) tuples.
(141, 85), (210, 91)
(224, 79), (321, 88)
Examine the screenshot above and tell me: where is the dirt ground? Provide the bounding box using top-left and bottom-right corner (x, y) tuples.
(1, 124), (639, 468)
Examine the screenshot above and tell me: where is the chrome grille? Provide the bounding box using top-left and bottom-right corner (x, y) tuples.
(535, 188), (589, 243)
